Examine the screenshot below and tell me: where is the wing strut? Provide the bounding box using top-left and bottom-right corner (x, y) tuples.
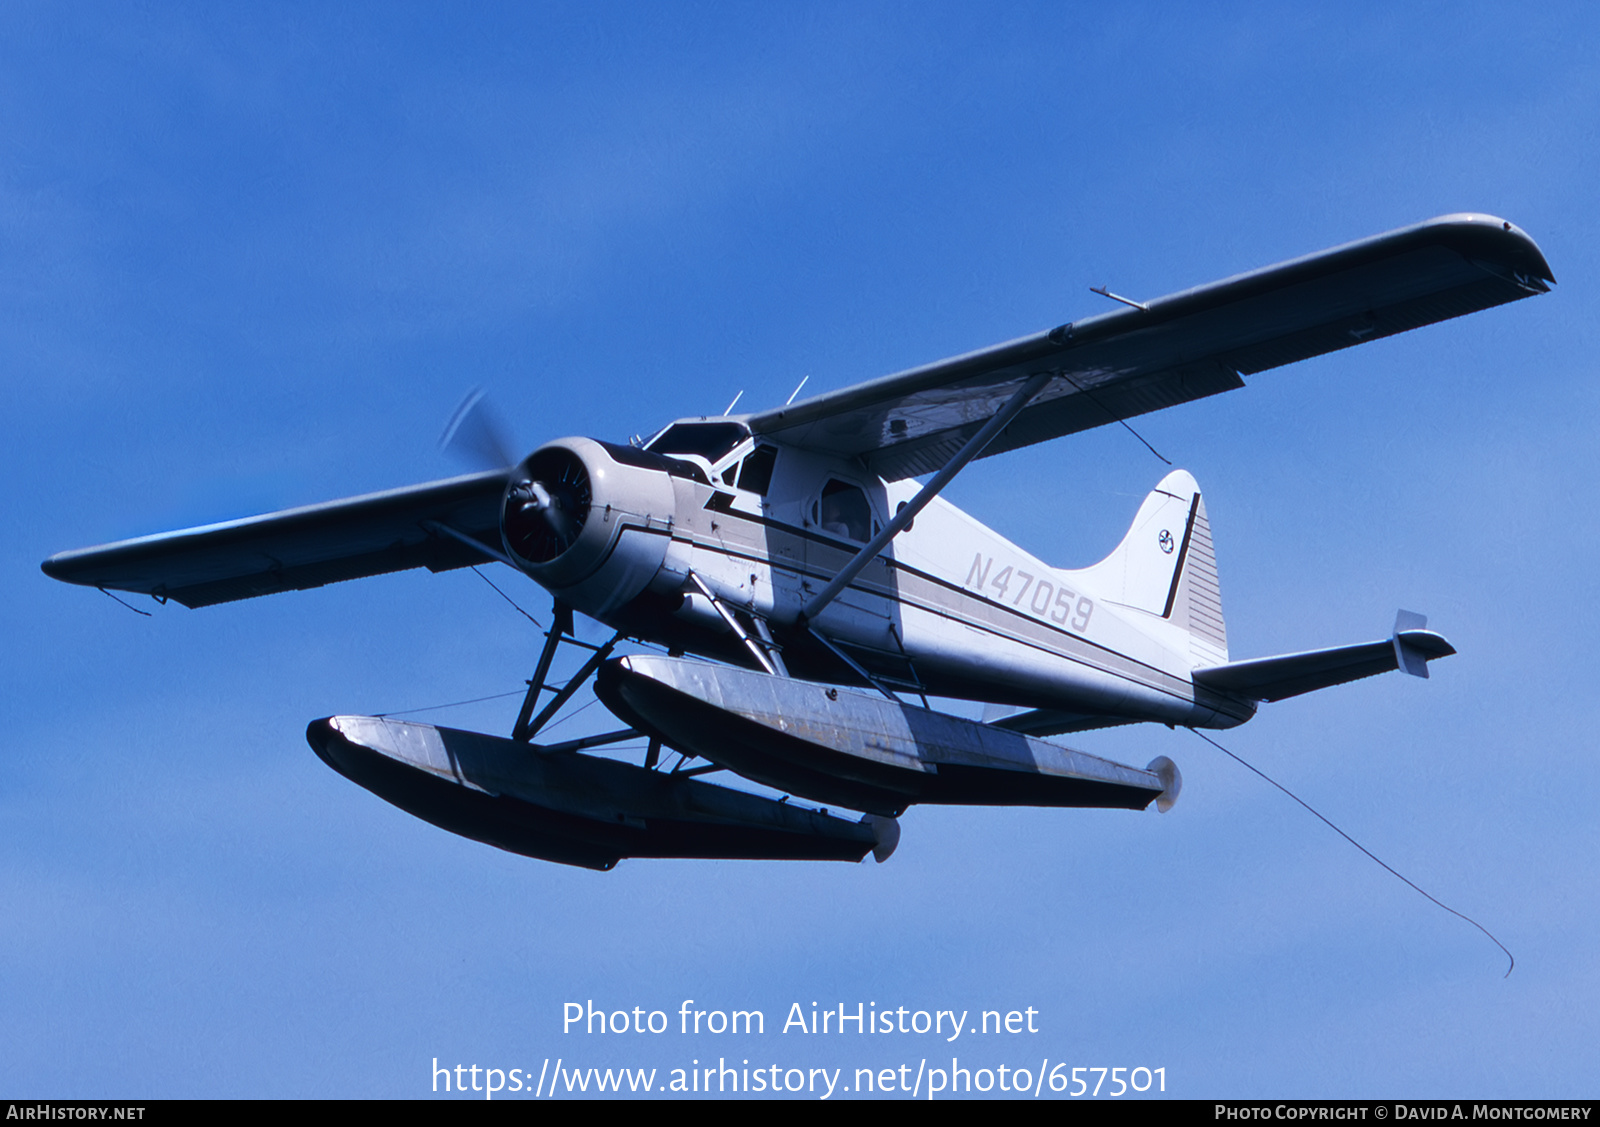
(799, 372), (1052, 623)
(421, 519), (517, 569)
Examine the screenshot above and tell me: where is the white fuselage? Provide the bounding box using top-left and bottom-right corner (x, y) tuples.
(506, 425), (1253, 734)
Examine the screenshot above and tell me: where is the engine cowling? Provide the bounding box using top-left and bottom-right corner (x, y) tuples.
(501, 437), (677, 616)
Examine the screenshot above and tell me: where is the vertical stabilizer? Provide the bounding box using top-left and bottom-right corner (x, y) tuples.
(1071, 469), (1228, 666)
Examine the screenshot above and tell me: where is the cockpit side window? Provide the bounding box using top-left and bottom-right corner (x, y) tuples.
(717, 445), (778, 495)
(818, 479), (872, 542)
(736, 446), (777, 495)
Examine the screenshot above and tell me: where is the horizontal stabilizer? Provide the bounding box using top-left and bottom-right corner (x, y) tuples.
(1191, 611), (1454, 703)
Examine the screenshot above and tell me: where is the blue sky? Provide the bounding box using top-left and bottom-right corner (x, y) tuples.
(5, 1), (1597, 1099)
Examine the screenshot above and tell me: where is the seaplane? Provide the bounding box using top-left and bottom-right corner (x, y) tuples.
(42, 214), (1553, 870)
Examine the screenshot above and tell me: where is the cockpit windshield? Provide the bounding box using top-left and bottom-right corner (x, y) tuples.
(646, 422), (749, 464)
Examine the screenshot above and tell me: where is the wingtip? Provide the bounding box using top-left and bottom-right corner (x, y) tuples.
(1426, 213), (1555, 284)
(40, 553), (74, 582)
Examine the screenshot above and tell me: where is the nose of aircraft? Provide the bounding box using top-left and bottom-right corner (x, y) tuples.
(509, 479), (578, 543)
(502, 446), (592, 566)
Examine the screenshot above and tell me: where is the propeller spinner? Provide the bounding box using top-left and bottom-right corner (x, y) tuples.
(503, 446), (592, 565)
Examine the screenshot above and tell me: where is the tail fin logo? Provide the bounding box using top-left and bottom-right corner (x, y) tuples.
(1159, 529), (1175, 554)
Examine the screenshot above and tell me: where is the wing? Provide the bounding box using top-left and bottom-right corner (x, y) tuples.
(748, 214), (1553, 480)
(42, 470), (507, 608)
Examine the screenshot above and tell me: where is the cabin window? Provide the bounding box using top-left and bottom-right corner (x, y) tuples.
(819, 479), (872, 542)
